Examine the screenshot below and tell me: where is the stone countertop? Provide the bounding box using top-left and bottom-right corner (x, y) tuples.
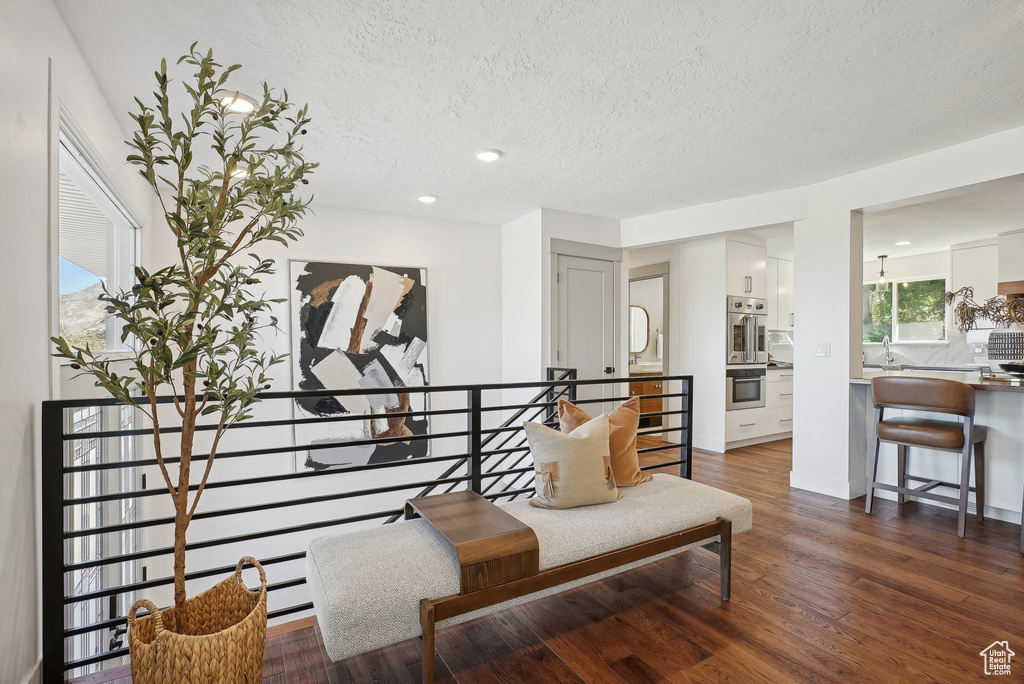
(853, 369), (1024, 393)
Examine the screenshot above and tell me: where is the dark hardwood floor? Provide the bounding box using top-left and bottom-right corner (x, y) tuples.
(80, 438), (1024, 682)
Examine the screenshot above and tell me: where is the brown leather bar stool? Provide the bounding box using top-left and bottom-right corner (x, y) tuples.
(865, 376), (986, 538)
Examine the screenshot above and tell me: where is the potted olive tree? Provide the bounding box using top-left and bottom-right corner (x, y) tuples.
(52, 44), (316, 681)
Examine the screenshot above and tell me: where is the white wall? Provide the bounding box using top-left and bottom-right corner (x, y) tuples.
(140, 204), (504, 620)
(500, 210), (543, 384)
(501, 208), (623, 382)
(0, 1), (155, 680)
(861, 251), (949, 285)
(540, 209), (623, 375)
(622, 124), (1024, 501)
(677, 239), (729, 452)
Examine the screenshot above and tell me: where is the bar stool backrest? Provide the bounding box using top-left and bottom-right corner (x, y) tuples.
(870, 376), (975, 417)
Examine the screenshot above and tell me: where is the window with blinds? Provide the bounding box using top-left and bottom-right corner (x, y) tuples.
(58, 136), (138, 351)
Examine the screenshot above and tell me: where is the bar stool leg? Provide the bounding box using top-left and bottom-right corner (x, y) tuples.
(866, 437), (881, 515)
(957, 429), (973, 538)
(974, 440), (985, 522)
(897, 445), (907, 505)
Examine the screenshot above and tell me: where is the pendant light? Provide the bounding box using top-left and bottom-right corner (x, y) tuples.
(877, 255), (889, 292)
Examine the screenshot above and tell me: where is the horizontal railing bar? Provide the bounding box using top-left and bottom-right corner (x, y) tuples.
(63, 505), (408, 572)
(482, 486), (534, 500)
(640, 459), (684, 471)
(480, 400), (556, 413)
(62, 597), (317, 670)
(482, 459), (533, 496)
(479, 466), (534, 480)
(61, 406), (471, 443)
(64, 614), (124, 638)
(636, 426), (685, 437)
(571, 392), (686, 406)
(63, 429), (471, 483)
(481, 445), (531, 458)
(639, 411), (690, 421)
(65, 443), (472, 506)
(45, 375), (692, 411)
(268, 601), (314, 621)
(64, 567), (308, 606)
(478, 382), (570, 447)
(63, 553), (309, 633)
(637, 442), (685, 454)
(64, 454), (473, 537)
(266, 577), (307, 592)
(64, 647), (127, 671)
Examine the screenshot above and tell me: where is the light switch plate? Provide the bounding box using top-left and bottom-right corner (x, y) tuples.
(815, 342), (831, 357)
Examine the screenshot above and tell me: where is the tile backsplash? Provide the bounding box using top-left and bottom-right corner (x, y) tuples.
(862, 327), (987, 368)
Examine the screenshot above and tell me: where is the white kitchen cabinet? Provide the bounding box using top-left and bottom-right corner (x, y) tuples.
(726, 241), (767, 298)
(765, 380), (794, 408)
(997, 231), (1024, 285)
(766, 257), (779, 330)
(725, 406), (793, 443)
(777, 258), (794, 330)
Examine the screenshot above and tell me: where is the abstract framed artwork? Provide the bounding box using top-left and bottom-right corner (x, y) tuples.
(289, 260), (429, 470)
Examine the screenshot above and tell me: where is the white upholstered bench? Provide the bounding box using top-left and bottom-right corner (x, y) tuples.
(307, 473), (752, 680)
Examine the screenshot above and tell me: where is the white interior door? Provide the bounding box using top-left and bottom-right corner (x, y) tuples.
(556, 255), (616, 407)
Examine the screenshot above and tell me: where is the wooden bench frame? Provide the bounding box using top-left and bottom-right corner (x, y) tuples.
(418, 516), (733, 683)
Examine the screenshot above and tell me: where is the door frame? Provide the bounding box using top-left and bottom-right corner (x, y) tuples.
(549, 239), (623, 379)
(628, 261), (671, 376)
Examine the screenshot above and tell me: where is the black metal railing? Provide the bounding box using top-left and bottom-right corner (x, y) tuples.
(41, 370), (692, 682)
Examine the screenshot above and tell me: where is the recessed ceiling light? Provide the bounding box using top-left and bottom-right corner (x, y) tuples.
(230, 162), (248, 179)
(895, 240), (912, 246)
(475, 149), (503, 162)
(418, 194), (438, 204)
(214, 90), (258, 115)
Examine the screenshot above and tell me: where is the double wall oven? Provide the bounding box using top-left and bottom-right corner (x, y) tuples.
(726, 296), (767, 410)
(727, 296), (767, 364)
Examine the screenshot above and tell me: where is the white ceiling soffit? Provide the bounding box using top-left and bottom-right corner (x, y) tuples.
(54, 0), (1024, 226)
(862, 174), (1024, 260)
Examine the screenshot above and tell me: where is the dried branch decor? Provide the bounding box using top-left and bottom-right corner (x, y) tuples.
(51, 44), (317, 629)
(944, 287), (1024, 332)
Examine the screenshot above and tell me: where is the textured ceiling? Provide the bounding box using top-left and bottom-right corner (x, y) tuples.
(863, 174), (1024, 259)
(55, 0), (1024, 225)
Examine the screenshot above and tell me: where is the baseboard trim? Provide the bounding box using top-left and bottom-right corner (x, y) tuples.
(20, 660), (41, 684)
(693, 436), (726, 453)
(790, 470), (861, 500)
(726, 432), (792, 451)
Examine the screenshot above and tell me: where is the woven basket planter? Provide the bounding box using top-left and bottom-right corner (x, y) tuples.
(127, 557), (267, 683)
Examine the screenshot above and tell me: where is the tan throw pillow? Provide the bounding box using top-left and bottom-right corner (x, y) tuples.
(558, 397), (652, 487)
(524, 414), (621, 509)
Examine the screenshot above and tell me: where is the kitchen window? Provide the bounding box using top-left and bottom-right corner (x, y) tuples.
(863, 277), (947, 343)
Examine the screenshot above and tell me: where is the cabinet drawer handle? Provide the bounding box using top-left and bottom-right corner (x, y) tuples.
(739, 423), (755, 427)
(780, 418), (793, 423)
(779, 392), (793, 396)
(779, 373), (793, 377)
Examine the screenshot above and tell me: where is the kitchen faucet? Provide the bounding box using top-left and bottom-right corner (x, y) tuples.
(882, 335), (893, 364)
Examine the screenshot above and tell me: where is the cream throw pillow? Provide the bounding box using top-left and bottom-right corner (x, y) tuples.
(524, 414), (622, 509)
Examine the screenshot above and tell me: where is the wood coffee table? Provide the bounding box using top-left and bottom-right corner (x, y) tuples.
(405, 490), (539, 594)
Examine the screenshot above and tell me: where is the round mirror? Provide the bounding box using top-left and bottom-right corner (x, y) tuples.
(629, 305), (650, 353)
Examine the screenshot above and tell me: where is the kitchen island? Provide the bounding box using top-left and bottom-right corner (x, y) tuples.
(851, 369), (1023, 551)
